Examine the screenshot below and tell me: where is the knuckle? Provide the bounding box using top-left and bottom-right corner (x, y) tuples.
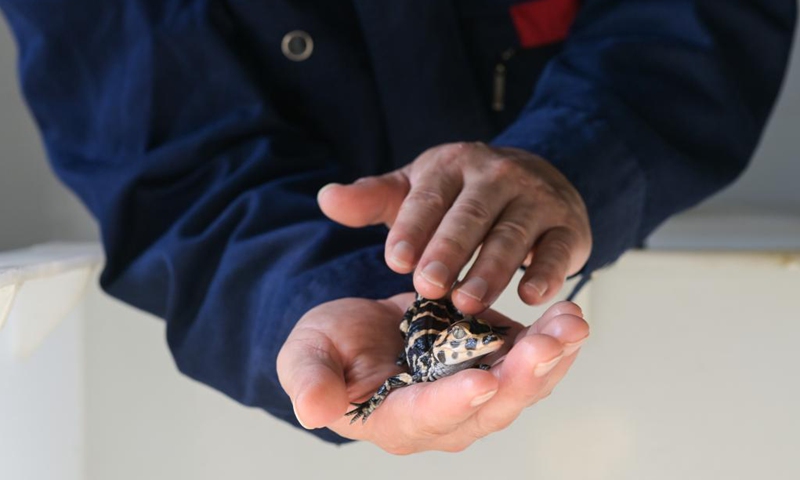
(438, 141), (490, 165)
(402, 394), (454, 439)
(532, 257), (566, 279)
(474, 413), (515, 434)
(492, 219), (531, 246)
(391, 219), (428, 244)
(383, 443), (416, 456)
(432, 234), (470, 258)
(415, 420), (450, 439)
(484, 157), (520, 182)
(538, 184), (582, 221)
(473, 252), (515, 283)
(549, 193), (574, 217)
(441, 440), (473, 454)
(405, 188), (448, 212)
(544, 235), (573, 263)
(452, 197), (492, 223)
(437, 142), (469, 164)
(538, 389), (554, 402)
(533, 234), (578, 276)
(488, 416), (515, 432)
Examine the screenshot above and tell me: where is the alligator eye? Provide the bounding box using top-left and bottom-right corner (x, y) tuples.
(452, 327), (466, 339)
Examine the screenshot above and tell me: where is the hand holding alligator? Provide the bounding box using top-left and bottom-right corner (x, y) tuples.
(277, 295), (589, 454)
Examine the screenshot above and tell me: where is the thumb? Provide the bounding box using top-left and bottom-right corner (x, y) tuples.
(276, 335), (349, 429)
(317, 173), (409, 228)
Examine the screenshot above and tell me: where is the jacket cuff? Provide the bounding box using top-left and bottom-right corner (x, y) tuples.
(258, 240), (414, 444)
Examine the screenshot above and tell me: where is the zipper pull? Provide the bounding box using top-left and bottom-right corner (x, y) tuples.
(492, 63), (507, 112)
(492, 49), (516, 112)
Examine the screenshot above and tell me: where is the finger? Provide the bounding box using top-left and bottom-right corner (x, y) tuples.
(329, 369), (500, 454)
(383, 292), (419, 313)
(514, 307), (589, 361)
(540, 300), (584, 322)
(515, 300), (588, 341)
(531, 312), (590, 401)
(470, 334), (565, 435)
(518, 227), (584, 305)
(533, 312), (590, 355)
(534, 338), (587, 403)
(531, 304), (588, 336)
(414, 184), (508, 299)
(385, 167), (462, 276)
(452, 202), (540, 313)
(317, 173), (409, 228)
(276, 334), (349, 429)
(532, 352), (580, 403)
(490, 309), (589, 409)
(381, 369), (499, 440)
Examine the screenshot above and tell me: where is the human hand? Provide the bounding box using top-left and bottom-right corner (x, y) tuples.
(276, 294), (589, 454)
(317, 142), (592, 314)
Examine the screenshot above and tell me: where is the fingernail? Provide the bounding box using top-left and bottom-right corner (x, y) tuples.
(533, 353), (564, 377)
(293, 402), (311, 430)
(390, 241), (415, 269)
(525, 277), (549, 298)
(317, 183), (339, 201)
(458, 277), (488, 303)
(563, 336), (588, 357)
(470, 389), (497, 407)
(420, 261), (450, 289)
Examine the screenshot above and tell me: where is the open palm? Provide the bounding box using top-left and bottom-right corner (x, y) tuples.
(277, 293), (589, 454)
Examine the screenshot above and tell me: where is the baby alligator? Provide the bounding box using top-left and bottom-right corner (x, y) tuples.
(345, 294), (507, 424)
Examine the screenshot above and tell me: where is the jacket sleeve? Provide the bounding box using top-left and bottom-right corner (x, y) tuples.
(493, 0), (797, 273)
(0, 1), (410, 444)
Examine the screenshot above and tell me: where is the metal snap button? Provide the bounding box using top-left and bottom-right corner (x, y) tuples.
(281, 30), (314, 62)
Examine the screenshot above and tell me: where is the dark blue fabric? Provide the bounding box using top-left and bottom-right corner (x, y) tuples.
(0, 1), (794, 443)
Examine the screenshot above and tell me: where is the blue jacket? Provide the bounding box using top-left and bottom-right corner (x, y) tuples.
(1, 0), (795, 443)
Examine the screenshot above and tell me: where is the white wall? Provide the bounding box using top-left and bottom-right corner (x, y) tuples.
(83, 253), (800, 480)
(702, 19), (800, 213)
(0, 306), (85, 480)
(5, 247), (799, 480)
(0, 17), (97, 251)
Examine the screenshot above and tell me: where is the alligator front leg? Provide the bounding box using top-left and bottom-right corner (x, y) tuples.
(345, 373), (414, 424)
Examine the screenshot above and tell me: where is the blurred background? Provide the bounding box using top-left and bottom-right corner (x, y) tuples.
(1, 11), (798, 480)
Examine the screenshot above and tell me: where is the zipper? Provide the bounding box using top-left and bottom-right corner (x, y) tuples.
(492, 48), (516, 112)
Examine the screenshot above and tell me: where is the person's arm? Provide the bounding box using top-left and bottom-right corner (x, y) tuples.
(493, 0), (797, 273)
(0, 1), (410, 444)
(320, 1), (797, 315)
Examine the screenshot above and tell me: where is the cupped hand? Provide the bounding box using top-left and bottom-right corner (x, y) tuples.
(276, 294), (589, 454)
(317, 142), (592, 314)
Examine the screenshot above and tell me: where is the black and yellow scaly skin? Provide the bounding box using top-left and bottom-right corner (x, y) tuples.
(345, 294), (507, 424)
